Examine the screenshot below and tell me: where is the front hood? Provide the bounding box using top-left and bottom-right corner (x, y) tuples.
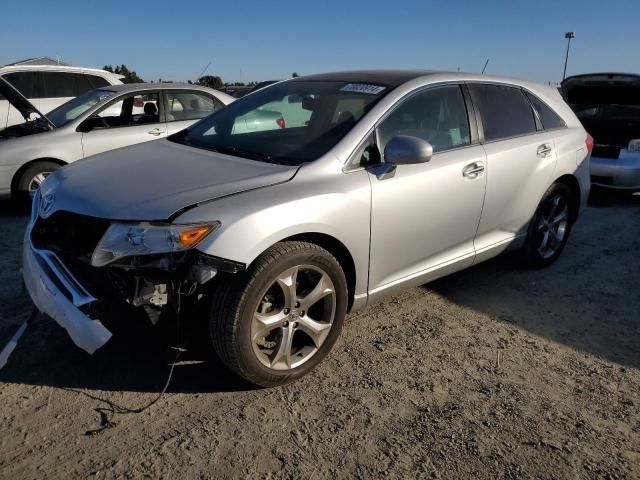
(40, 139), (298, 221)
(0, 76), (53, 128)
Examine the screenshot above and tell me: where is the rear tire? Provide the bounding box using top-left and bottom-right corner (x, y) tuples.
(521, 183), (574, 268)
(209, 241), (348, 387)
(15, 161), (60, 200)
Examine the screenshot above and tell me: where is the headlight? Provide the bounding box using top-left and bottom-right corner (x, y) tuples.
(91, 221), (220, 267)
(628, 139), (640, 152)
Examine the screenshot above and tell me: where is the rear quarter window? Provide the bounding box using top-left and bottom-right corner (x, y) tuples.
(469, 84), (537, 141)
(87, 75), (110, 89)
(525, 92), (566, 130)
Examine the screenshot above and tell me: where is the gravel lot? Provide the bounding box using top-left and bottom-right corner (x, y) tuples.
(0, 189), (639, 479)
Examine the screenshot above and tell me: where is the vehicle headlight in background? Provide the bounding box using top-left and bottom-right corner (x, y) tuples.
(91, 222), (220, 267)
(628, 139), (640, 152)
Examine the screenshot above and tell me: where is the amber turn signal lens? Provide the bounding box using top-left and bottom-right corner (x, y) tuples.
(178, 225), (214, 247)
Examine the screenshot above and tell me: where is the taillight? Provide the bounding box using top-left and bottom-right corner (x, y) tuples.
(585, 133), (594, 153)
(276, 118), (286, 129)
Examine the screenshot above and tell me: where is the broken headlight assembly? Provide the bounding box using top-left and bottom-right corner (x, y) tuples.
(90, 221), (220, 267)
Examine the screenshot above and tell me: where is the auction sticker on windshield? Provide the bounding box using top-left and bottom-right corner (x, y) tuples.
(340, 84), (386, 95)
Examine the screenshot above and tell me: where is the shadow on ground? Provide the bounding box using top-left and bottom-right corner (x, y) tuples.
(0, 309), (254, 394)
(426, 188), (640, 370)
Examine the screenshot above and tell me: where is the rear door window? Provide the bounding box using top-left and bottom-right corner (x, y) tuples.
(525, 92), (565, 130)
(469, 84), (537, 141)
(166, 91), (217, 121)
(42, 72), (78, 98)
(3, 72), (39, 98)
(76, 74), (94, 95)
(75, 75), (111, 97)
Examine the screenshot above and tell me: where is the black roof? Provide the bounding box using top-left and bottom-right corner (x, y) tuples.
(290, 70), (438, 87)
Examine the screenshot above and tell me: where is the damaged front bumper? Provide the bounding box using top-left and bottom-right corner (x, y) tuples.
(22, 209), (246, 355)
(22, 231), (112, 354)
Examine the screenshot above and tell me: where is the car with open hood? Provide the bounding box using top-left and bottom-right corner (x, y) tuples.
(0, 63), (124, 130)
(23, 70), (591, 387)
(562, 73), (640, 189)
(0, 78), (234, 198)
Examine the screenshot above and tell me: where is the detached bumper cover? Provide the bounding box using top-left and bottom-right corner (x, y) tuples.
(22, 232), (112, 354)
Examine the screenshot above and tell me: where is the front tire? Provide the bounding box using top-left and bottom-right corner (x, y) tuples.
(521, 183), (574, 268)
(15, 161), (60, 199)
(210, 241), (348, 387)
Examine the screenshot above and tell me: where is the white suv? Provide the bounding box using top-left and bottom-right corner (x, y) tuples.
(0, 64), (123, 130)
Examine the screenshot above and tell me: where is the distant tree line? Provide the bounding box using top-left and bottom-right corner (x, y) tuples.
(102, 65), (301, 87)
(102, 64), (144, 83)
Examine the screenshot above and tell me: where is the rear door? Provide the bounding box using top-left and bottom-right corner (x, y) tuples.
(164, 90), (222, 135)
(469, 83), (558, 260)
(80, 90), (168, 158)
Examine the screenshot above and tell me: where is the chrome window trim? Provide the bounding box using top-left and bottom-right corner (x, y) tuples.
(464, 81), (569, 146)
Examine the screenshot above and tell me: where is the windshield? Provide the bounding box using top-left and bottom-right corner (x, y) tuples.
(47, 89), (117, 127)
(169, 81), (390, 165)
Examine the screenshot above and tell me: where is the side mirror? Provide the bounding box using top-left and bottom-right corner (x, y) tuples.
(77, 117), (105, 133)
(384, 135), (433, 165)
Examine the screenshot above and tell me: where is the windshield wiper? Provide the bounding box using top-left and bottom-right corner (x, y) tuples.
(205, 145), (279, 163)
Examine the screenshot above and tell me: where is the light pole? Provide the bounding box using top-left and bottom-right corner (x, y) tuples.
(562, 31), (575, 81)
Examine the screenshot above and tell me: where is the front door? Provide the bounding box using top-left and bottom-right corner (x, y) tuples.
(368, 84), (487, 297)
(81, 91), (167, 158)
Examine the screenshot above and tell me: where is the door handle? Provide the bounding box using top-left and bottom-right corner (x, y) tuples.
(148, 128), (163, 136)
(537, 144), (553, 157)
(462, 162), (485, 179)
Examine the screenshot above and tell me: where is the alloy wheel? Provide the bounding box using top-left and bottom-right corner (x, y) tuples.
(28, 172), (51, 196)
(251, 265), (336, 371)
(536, 194), (569, 259)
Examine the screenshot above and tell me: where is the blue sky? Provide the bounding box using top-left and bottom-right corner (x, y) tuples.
(1, 0), (638, 84)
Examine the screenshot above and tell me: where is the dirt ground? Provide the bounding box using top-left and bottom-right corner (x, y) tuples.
(0, 189), (639, 479)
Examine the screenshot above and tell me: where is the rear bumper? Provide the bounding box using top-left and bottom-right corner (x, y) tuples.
(22, 227), (112, 354)
(590, 151), (640, 189)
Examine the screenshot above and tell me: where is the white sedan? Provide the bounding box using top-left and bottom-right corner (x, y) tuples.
(0, 80), (234, 197)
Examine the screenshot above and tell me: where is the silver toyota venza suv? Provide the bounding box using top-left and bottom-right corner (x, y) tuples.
(24, 71), (591, 386)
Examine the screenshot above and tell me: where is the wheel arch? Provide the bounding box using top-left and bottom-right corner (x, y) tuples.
(553, 174), (581, 220)
(11, 158), (67, 195)
(275, 232), (358, 312)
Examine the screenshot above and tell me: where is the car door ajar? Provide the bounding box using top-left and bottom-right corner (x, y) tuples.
(468, 84), (558, 262)
(80, 91), (168, 158)
(367, 84), (487, 300)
